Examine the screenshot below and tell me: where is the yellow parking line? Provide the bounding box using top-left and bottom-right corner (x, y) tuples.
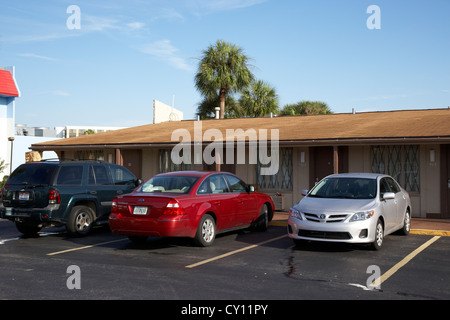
(46, 239), (127, 256)
(410, 229), (450, 237)
(186, 234), (288, 268)
(371, 236), (441, 287)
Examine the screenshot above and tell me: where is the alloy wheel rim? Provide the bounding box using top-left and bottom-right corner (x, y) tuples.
(76, 212), (91, 231)
(375, 223), (383, 246)
(202, 219), (214, 242)
(405, 212), (411, 232)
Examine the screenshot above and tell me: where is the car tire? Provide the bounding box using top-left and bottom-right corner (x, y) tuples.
(15, 221), (42, 236)
(255, 204), (269, 232)
(371, 219), (384, 250)
(194, 214), (216, 247)
(67, 205), (95, 236)
(397, 210), (411, 236)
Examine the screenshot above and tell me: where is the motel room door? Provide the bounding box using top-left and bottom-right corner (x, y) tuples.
(309, 146), (348, 189)
(121, 149), (142, 179)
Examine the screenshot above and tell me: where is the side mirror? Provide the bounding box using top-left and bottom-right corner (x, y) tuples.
(135, 178), (143, 187)
(301, 189), (308, 196)
(383, 192), (395, 200)
(248, 185), (255, 193)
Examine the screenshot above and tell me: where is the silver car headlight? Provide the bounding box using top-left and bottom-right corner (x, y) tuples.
(349, 210), (374, 222)
(289, 208), (303, 220)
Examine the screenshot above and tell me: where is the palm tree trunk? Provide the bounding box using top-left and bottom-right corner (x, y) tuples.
(219, 89), (226, 119)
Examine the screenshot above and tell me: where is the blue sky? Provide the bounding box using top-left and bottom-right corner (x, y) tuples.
(1, 0), (449, 128)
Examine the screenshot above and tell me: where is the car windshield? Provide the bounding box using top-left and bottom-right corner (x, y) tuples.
(136, 175), (199, 194)
(308, 177), (377, 199)
(7, 163), (58, 186)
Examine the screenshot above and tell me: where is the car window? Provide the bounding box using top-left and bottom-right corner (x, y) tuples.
(197, 175), (229, 194)
(7, 163), (57, 185)
(385, 177), (401, 193)
(57, 165), (83, 185)
(88, 165), (111, 185)
(138, 175), (199, 194)
(108, 165), (136, 186)
(224, 174), (247, 193)
(309, 177), (377, 199)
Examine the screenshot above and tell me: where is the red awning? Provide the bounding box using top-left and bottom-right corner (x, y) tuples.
(0, 69), (19, 97)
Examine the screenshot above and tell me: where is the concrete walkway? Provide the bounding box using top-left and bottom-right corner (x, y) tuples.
(270, 211), (450, 236)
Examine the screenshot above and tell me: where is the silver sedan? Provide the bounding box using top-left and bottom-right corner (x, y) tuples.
(287, 173), (411, 249)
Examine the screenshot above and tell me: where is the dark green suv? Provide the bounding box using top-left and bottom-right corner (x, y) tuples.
(0, 160), (141, 236)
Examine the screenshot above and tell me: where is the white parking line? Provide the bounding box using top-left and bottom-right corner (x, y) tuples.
(185, 234), (288, 268)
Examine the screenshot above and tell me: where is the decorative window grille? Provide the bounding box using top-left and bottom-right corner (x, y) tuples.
(256, 147), (292, 190)
(370, 145), (420, 193)
(404, 145), (420, 192)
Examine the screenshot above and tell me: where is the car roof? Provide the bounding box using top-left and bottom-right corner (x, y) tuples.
(157, 171), (232, 178)
(325, 172), (388, 179)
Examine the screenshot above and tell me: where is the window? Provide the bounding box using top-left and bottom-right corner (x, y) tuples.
(108, 165), (136, 186)
(256, 147), (292, 190)
(224, 174), (247, 193)
(371, 145), (420, 193)
(88, 165), (111, 185)
(57, 165), (83, 185)
(197, 175), (229, 194)
(159, 149), (191, 173)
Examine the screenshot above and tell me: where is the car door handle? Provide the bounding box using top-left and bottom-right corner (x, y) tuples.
(90, 190), (97, 195)
(117, 190), (123, 194)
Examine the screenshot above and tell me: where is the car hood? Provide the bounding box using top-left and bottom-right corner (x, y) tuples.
(293, 197), (377, 213)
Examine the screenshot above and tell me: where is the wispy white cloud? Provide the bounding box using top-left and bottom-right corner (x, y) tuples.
(51, 90), (71, 97)
(139, 40), (192, 71)
(18, 53), (58, 61)
(126, 21), (146, 30)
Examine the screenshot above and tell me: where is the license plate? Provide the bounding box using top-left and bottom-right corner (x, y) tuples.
(133, 206), (148, 215)
(19, 192), (30, 201)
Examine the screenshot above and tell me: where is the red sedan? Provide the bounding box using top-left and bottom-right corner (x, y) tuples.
(109, 171), (275, 246)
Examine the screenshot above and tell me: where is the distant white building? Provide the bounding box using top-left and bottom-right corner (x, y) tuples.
(153, 99), (183, 124)
(0, 66), (20, 178)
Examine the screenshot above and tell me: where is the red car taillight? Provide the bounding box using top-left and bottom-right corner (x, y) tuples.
(163, 200), (185, 215)
(111, 197), (118, 213)
(48, 189), (60, 204)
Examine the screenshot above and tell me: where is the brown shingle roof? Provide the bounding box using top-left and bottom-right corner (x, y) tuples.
(31, 108), (450, 150)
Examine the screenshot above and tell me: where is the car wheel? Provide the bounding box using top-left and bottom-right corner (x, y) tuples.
(371, 219), (384, 250)
(255, 204), (269, 232)
(67, 205), (95, 236)
(15, 221), (42, 237)
(398, 210), (411, 235)
(194, 214), (216, 247)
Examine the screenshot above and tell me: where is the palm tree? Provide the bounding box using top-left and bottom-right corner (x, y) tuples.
(280, 100), (332, 116)
(239, 79), (279, 117)
(195, 40), (254, 119)
(196, 95), (243, 119)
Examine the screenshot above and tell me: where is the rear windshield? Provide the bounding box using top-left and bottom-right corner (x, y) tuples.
(7, 163), (58, 186)
(136, 175), (199, 194)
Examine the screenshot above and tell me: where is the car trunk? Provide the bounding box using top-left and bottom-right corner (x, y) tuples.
(116, 193), (186, 218)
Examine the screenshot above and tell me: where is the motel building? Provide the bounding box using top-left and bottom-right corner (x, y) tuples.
(30, 108), (450, 219)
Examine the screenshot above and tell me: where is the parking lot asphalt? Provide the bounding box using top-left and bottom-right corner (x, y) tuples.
(0, 215), (448, 303)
